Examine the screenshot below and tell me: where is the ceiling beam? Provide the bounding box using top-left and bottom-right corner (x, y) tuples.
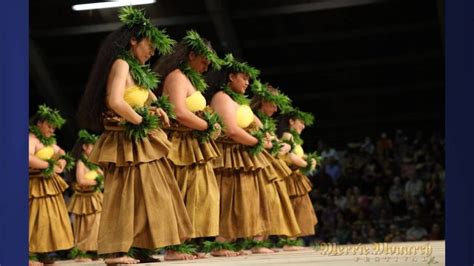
(31, 15), (211, 37)
(205, 0), (242, 57)
(243, 21), (438, 48)
(287, 82), (443, 101)
(260, 51), (442, 76)
(31, 0), (388, 37)
(233, 0), (387, 19)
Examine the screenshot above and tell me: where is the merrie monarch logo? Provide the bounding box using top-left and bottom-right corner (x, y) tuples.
(314, 242), (434, 257)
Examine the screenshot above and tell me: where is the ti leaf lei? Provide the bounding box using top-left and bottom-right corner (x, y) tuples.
(119, 51), (159, 91)
(193, 109), (223, 143)
(80, 154), (99, 171)
(221, 84), (250, 105)
(301, 151), (322, 176)
(289, 128), (304, 145)
(121, 107), (159, 140)
(248, 129), (265, 155)
(151, 95), (176, 119)
(29, 125), (56, 146)
(179, 64), (208, 93)
(255, 111), (277, 134)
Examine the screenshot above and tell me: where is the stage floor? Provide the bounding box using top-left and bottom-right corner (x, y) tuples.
(53, 241), (445, 266)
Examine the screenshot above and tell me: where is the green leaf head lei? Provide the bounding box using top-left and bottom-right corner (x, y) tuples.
(183, 30), (224, 70)
(223, 53), (260, 80)
(77, 129), (98, 144)
(119, 6), (176, 55)
(284, 106), (315, 127)
(250, 79), (292, 112)
(35, 104), (66, 129)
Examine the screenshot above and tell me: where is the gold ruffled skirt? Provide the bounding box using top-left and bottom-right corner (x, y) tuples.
(89, 126), (193, 254)
(284, 170), (317, 236)
(213, 139), (275, 238)
(29, 171), (74, 253)
(166, 126), (221, 238)
(67, 186), (103, 251)
(263, 156), (301, 236)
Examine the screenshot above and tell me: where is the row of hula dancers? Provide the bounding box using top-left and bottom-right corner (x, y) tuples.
(28, 6), (319, 266)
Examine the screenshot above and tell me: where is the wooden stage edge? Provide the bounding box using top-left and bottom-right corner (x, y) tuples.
(52, 240), (445, 266)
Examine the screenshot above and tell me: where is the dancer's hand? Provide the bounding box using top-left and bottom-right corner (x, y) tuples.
(155, 108), (170, 127)
(211, 123), (222, 140)
(263, 138), (273, 149)
(54, 165), (63, 174)
(280, 143), (291, 154)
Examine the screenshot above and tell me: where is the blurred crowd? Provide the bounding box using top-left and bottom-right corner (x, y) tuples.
(307, 129), (445, 244)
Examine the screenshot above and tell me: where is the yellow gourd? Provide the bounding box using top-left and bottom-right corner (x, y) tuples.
(185, 91), (206, 112)
(236, 105), (254, 128)
(35, 146), (54, 160)
(84, 170), (99, 180)
(123, 86), (149, 107)
(294, 145), (304, 158)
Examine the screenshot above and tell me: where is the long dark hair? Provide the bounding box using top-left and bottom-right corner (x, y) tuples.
(276, 113), (293, 138)
(152, 40), (189, 96)
(77, 25), (145, 133)
(152, 38), (214, 96)
(63, 138), (87, 186)
(204, 67), (231, 101)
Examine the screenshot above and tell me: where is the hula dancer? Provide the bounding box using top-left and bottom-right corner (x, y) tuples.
(276, 107), (318, 248)
(28, 104), (74, 265)
(66, 130), (103, 262)
(208, 54), (276, 256)
(152, 30), (223, 258)
(249, 81), (302, 250)
(77, 7), (193, 264)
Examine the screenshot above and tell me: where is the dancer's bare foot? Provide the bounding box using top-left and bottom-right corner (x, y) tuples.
(283, 245), (306, 251)
(193, 252), (207, 259)
(237, 249), (252, 256)
(251, 247), (275, 254)
(104, 256), (139, 265)
(164, 250), (195, 261)
(271, 247), (281, 252)
(210, 249), (238, 257)
(75, 257), (92, 262)
(29, 260), (43, 266)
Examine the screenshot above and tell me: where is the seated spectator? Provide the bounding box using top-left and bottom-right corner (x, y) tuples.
(388, 176), (405, 217)
(367, 226), (382, 243)
(360, 137), (375, 154)
(428, 223), (442, 240)
(322, 147), (339, 162)
(325, 157), (342, 183)
(377, 132), (393, 156)
(406, 220), (428, 241)
(335, 220), (351, 244)
(351, 230), (365, 244)
(334, 188), (348, 210)
(404, 175), (424, 200)
(384, 224), (405, 242)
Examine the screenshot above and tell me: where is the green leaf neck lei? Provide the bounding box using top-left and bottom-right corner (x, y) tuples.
(255, 111), (277, 134)
(80, 154), (99, 171)
(289, 128), (303, 145)
(221, 84), (250, 105)
(29, 126), (56, 146)
(179, 64), (208, 93)
(119, 51), (159, 91)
